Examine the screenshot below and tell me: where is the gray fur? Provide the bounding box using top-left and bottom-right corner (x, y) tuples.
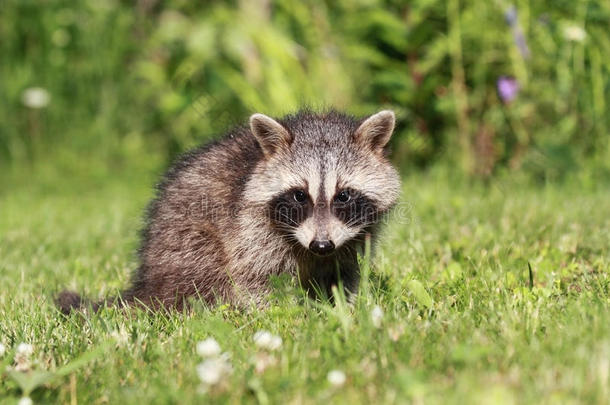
(57, 110), (400, 313)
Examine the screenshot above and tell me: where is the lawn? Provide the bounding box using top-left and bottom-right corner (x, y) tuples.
(0, 169), (609, 404)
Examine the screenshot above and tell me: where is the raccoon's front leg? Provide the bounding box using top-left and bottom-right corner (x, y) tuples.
(303, 257), (360, 300)
(339, 262), (361, 298)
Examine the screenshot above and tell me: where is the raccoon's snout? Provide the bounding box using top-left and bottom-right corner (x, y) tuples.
(309, 239), (335, 256)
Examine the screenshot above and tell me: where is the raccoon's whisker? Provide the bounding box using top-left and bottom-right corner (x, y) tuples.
(343, 218), (364, 228)
(351, 224), (374, 236)
(275, 226), (297, 234)
(277, 211), (299, 223)
(275, 214), (299, 227)
(273, 222), (297, 231)
(344, 217), (375, 229)
(339, 244), (360, 259)
(276, 232), (301, 247)
(280, 235), (300, 245)
(275, 227), (295, 235)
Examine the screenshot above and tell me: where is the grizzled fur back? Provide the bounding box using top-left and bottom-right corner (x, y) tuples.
(57, 109), (400, 314)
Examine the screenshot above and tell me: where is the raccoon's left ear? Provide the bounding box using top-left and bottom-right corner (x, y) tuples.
(250, 113), (292, 157)
(354, 110), (395, 153)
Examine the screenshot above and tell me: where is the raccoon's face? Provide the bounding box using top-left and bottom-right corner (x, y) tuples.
(247, 110), (401, 257)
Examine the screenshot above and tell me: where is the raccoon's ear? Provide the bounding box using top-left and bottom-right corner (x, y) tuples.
(354, 110), (395, 153)
(250, 113), (292, 157)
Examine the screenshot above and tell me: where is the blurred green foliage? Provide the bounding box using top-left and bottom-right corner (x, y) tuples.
(1, 0), (609, 178)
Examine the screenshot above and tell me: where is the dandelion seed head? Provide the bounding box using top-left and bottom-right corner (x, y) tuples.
(110, 327), (129, 346)
(18, 397), (33, 405)
(16, 343), (33, 356)
(269, 335), (282, 350)
(196, 355), (232, 386)
(371, 305), (384, 328)
(563, 25), (586, 42)
(197, 360), (222, 385)
(197, 338), (222, 357)
(253, 330), (282, 351)
(253, 331), (272, 347)
(327, 369), (346, 387)
(14, 343), (34, 372)
(21, 87), (50, 109)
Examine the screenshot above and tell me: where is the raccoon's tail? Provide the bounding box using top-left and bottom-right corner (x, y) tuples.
(55, 290), (109, 315)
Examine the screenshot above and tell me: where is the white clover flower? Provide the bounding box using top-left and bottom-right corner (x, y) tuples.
(253, 330), (282, 351)
(0, 343), (5, 357)
(196, 360), (223, 385)
(371, 305), (384, 328)
(16, 343), (33, 356)
(563, 25), (586, 42)
(21, 87), (51, 109)
(268, 335), (282, 350)
(18, 397), (33, 405)
(196, 338), (221, 358)
(253, 331), (272, 347)
(196, 355), (232, 386)
(110, 327), (129, 346)
(14, 343), (34, 372)
(327, 369), (346, 387)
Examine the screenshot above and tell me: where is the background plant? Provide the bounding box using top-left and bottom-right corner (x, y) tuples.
(1, 0), (609, 179)
(1, 2), (610, 403)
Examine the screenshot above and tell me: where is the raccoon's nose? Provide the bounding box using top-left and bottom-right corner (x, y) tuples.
(309, 240), (335, 255)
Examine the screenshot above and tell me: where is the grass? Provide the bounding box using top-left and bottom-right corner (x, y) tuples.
(0, 167), (609, 404)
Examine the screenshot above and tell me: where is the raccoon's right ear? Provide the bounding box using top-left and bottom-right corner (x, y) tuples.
(354, 110), (395, 154)
(250, 113), (292, 157)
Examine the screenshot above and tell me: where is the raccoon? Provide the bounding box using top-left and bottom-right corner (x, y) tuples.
(57, 110), (401, 313)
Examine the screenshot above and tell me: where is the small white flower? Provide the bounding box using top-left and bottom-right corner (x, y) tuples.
(253, 331), (272, 347)
(268, 335), (282, 350)
(21, 87), (51, 109)
(16, 343), (33, 356)
(110, 327), (129, 346)
(563, 25), (586, 42)
(371, 305), (384, 328)
(253, 330), (282, 351)
(327, 369), (346, 387)
(196, 355), (232, 386)
(196, 338), (221, 357)
(14, 343), (34, 372)
(196, 360), (222, 385)
(0, 343), (5, 357)
(18, 397), (33, 405)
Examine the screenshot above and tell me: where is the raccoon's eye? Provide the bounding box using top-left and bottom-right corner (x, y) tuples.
(335, 189), (351, 203)
(293, 190), (308, 203)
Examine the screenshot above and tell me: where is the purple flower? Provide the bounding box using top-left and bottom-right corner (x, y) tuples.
(497, 76), (519, 103)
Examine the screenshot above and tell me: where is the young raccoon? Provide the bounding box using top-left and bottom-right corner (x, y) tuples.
(57, 110), (400, 313)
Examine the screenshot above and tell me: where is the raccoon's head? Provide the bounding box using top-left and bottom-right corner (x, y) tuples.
(247, 110), (400, 257)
